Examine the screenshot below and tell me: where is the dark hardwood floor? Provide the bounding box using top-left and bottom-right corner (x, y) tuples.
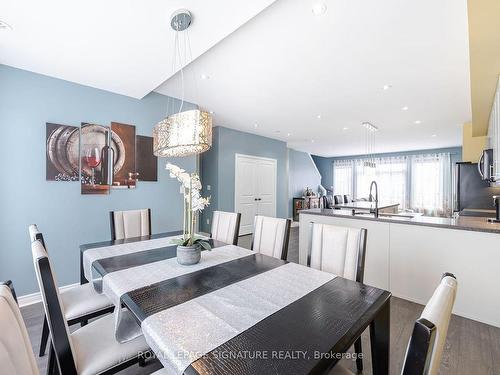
(21, 227), (500, 374)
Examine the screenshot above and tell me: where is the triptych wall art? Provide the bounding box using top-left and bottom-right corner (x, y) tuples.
(46, 122), (158, 195)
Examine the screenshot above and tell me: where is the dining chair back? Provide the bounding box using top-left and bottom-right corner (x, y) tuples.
(343, 194), (353, 203)
(322, 195), (334, 209)
(308, 222), (367, 373)
(211, 211), (241, 245)
(401, 273), (458, 375)
(110, 208), (151, 240)
(333, 195), (343, 205)
(251, 216), (291, 261)
(32, 240), (78, 374)
(308, 223), (367, 283)
(0, 281), (39, 375)
(29, 223), (46, 247)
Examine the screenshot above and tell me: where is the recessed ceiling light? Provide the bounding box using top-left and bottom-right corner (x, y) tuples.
(311, 139), (315, 143)
(382, 84), (392, 90)
(431, 134), (437, 137)
(209, 110), (215, 114)
(254, 123), (258, 128)
(401, 106), (409, 111)
(414, 120), (422, 124)
(0, 20), (12, 31)
(200, 74), (210, 80)
(342, 127), (349, 130)
(316, 114), (321, 119)
(287, 133), (291, 137)
(312, 3), (327, 15)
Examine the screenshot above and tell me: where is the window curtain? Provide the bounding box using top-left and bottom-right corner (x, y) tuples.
(333, 160), (353, 196)
(354, 156), (408, 210)
(332, 152), (453, 216)
(410, 153), (452, 217)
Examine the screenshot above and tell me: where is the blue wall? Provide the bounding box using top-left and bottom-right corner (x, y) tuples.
(200, 126), (289, 232)
(312, 147), (463, 189)
(288, 149), (322, 214)
(0, 65), (197, 295)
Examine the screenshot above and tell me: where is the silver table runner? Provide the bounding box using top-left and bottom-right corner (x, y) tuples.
(101, 245), (255, 342)
(82, 235), (186, 286)
(141, 262), (336, 374)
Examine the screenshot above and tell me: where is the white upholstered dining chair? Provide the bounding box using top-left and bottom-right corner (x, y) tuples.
(0, 281), (39, 375)
(31, 239), (151, 375)
(308, 222), (368, 373)
(251, 215), (291, 261)
(329, 273), (458, 375)
(28, 224), (114, 357)
(211, 211), (241, 245)
(109, 208), (151, 240)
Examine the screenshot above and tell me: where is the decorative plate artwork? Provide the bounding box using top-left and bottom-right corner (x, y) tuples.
(46, 123), (79, 181)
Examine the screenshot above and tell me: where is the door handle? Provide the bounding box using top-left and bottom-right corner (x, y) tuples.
(254, 198), (262, 201)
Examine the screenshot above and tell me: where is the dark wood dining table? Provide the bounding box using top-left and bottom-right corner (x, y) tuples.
(80, 231), (391, 375)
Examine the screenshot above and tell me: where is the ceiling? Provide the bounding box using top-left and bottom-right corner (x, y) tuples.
(156, 0), (472, 157)
(0, 0), (276, 98)
(1, 0), (472, 157)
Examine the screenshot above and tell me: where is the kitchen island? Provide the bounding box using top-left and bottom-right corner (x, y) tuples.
(299, 208), (500, 327)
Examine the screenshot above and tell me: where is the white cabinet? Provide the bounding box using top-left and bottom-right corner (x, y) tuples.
(235, 154), (277, 235)
(299, 213), (500, 328)
(488, 76), (500, 180)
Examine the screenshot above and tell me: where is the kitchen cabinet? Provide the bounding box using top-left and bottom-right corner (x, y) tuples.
(299, 211), (500, 328)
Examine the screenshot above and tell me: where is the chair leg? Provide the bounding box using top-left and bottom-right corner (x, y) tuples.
(46, 342), (57, 375)
(39, 315), (49, 357)
(354, 337), (363, 373)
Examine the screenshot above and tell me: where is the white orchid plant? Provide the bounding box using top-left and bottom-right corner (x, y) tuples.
(166, 163), (211, 249)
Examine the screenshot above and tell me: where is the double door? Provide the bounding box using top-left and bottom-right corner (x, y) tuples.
(235, 154), (277, 235)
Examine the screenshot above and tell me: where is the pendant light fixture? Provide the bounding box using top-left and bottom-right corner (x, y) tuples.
(153, 9), (212, 158)
(362, 122), (378, 169)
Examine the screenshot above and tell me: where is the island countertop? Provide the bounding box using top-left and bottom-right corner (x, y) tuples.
(333, 201), (400, 211)
(300, 208), (500, 234)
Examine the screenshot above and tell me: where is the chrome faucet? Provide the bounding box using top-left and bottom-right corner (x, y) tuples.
(369, 180), (379, 218)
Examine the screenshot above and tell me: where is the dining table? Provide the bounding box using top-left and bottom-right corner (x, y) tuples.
(80, 231), (391, 375)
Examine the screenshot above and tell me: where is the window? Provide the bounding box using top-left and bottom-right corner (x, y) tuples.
(354, 157), (408, 209)
(332, 153), (453, 216)
(332, 160), (353, 196)
(410, 154), (452, 216)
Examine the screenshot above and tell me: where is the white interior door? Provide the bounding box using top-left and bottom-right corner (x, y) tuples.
(256, 159), (277, 218)
(235, 154), (277, 235)
(235, 155), (258, 235)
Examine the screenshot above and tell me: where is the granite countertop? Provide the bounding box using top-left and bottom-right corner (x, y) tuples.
(333, 201), (400, 210)
(299, 208), (500, 234)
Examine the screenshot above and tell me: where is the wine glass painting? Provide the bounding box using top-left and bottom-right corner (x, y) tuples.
(80, 123), (110, 195)
(46, 121), (158, 195)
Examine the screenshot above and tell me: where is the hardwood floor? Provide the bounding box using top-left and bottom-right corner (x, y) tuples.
(21, 227), (500, 374)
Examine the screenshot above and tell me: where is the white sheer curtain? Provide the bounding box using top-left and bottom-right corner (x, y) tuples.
(354, 156), (408, 209)
(333, 160), (353, 195)
(410, 153), (452, 216)
(332, 153), (453, 216)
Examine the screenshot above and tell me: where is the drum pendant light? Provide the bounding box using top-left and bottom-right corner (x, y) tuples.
(153, 9), (212, 157)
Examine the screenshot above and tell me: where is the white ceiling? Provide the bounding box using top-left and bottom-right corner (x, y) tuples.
(0, 0), (276, 98)
(156, 0), (472, 157)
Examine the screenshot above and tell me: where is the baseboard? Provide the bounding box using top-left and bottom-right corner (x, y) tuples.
(18, 282), (80, 308)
